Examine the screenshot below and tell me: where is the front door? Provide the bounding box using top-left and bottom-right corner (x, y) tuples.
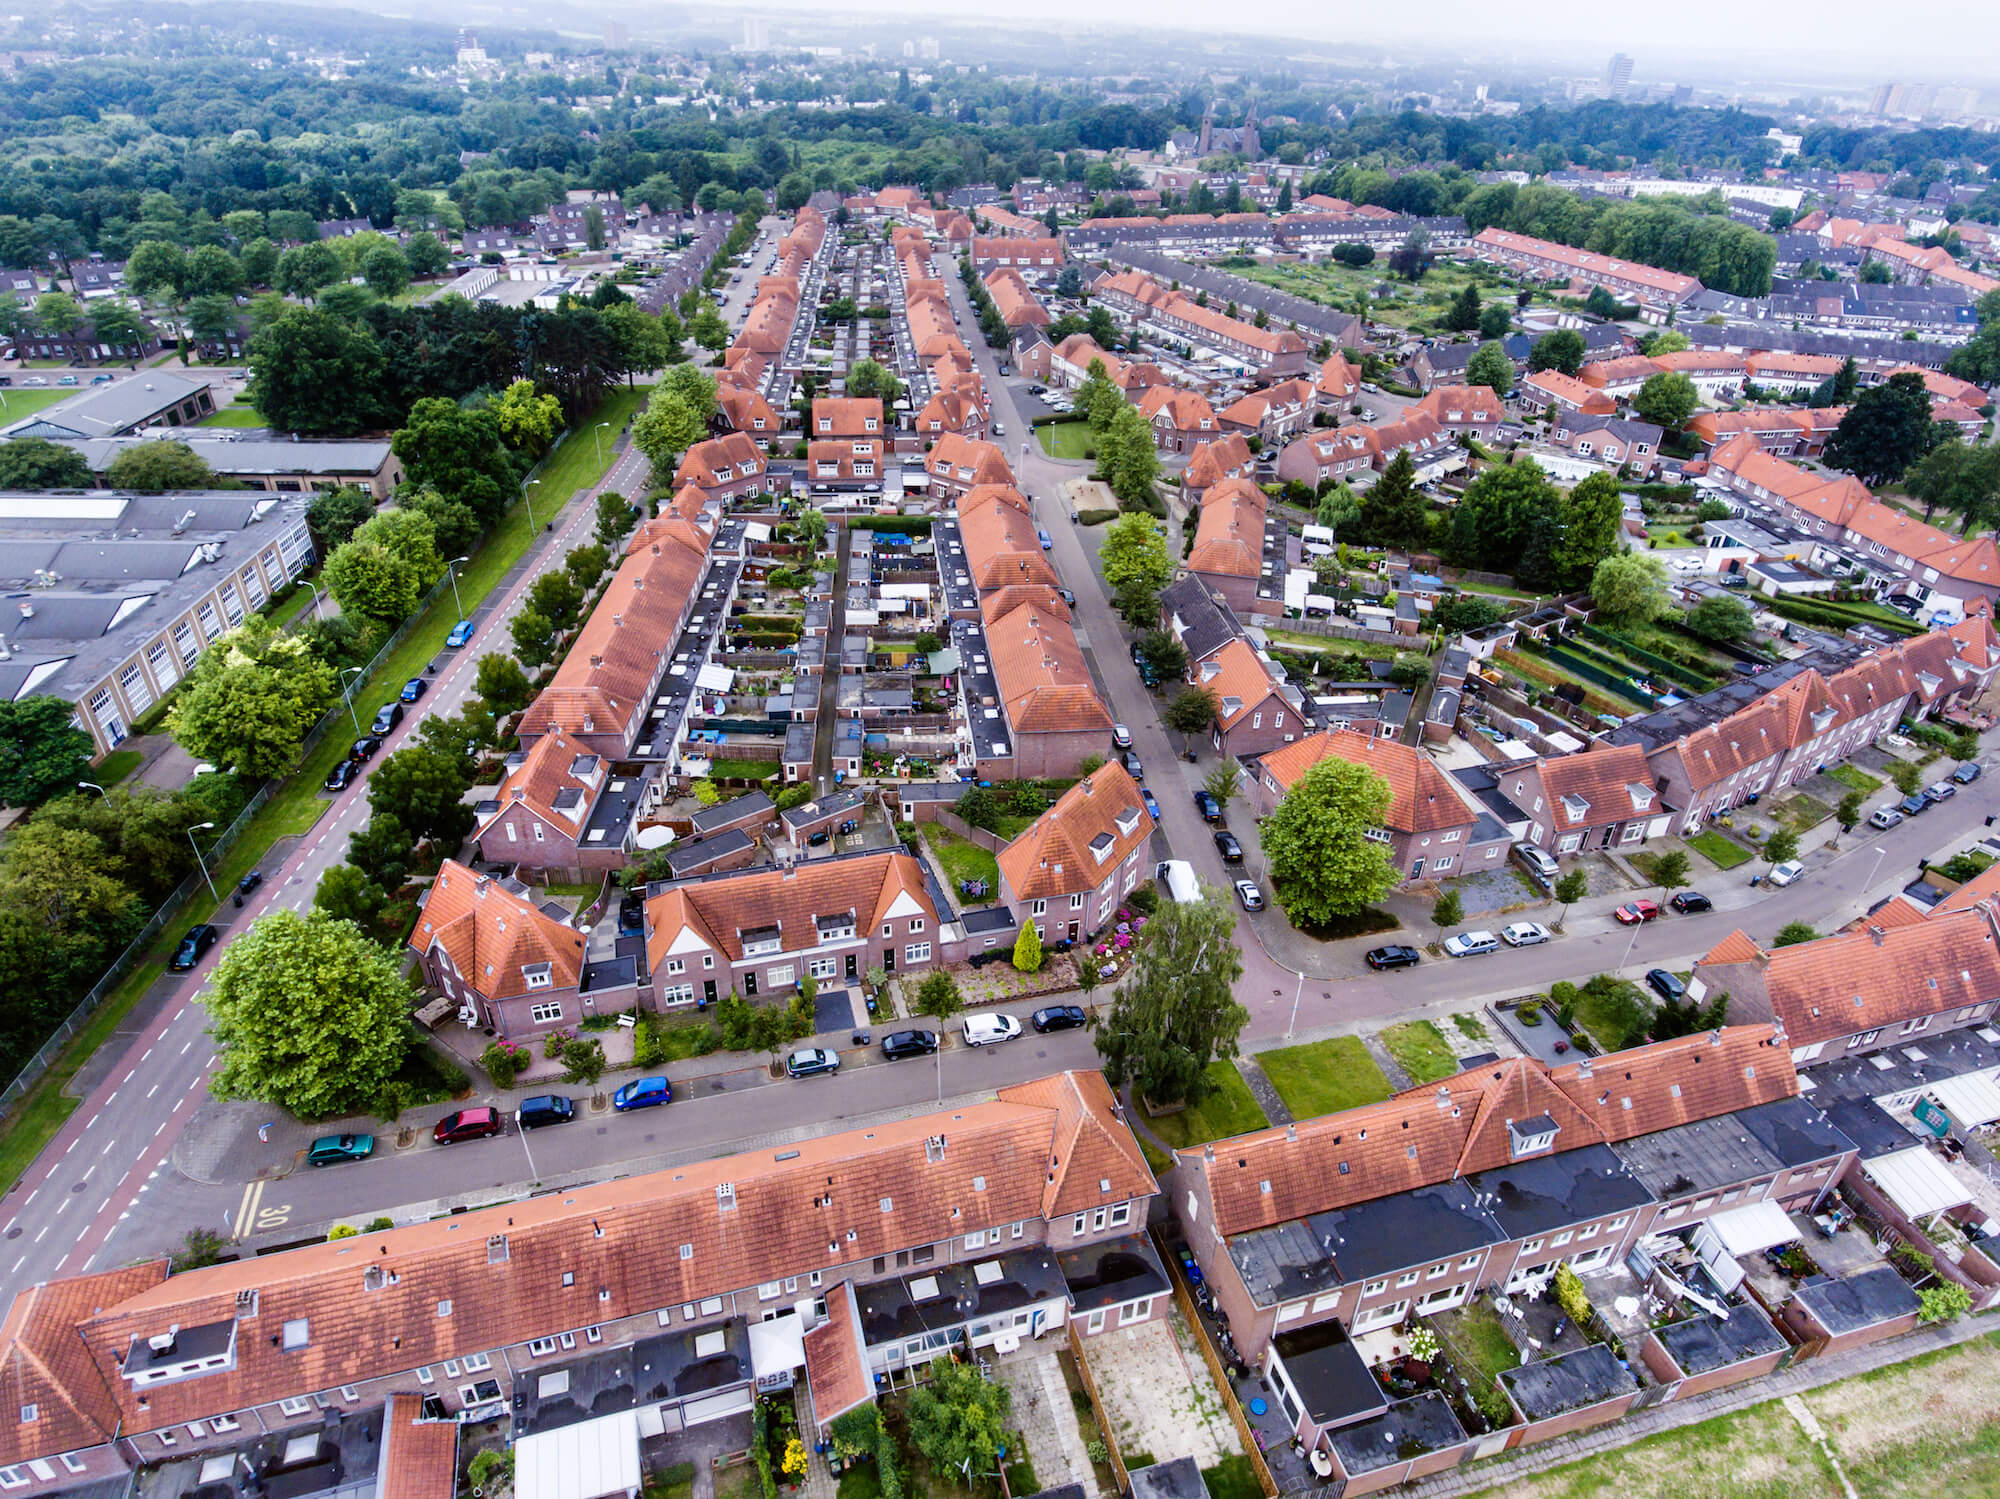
(1066, 921), (1079, 942)
(744, 973), (757, 997)
(845, 953), (858, 979)
(883, 948), (895, 974)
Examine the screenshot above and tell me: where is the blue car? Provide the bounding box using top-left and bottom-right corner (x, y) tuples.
(1037, 528), (1053, 550)
(612, 1076), (672, 1112)
(445, 620), (476, 648)
(1140, 788), (1160, 820)
(399, 677), (428, 703)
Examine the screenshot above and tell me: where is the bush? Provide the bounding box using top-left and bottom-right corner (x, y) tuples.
(1076, 507), (1119, 525)
(366, 1216), (395, 1233)
(482, 1040), (529, 1088)
(560, 1037), (605, 1086)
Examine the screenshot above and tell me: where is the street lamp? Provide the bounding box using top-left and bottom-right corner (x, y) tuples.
(593, 421), (611, 469)
(446, 555), (471, 619)
(339, 666), (365, 735)
(78, 781), (106, 797)
(186, 822), (219, 903)
(524, 478), (542, 529)
(1285, 969), (1305, 1041)
(304, 581), (325, 622)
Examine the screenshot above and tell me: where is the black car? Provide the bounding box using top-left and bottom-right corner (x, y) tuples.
(880, 1029), (939, 1060)
(1365, 944), (1421, 971)
(1194, 789), (1222, 822)
(323, 758), (359, 793)
(1669, 891), (1712, 914)
(350, 735), (383, 763)
(170, 924), (219, 971)
(1031, 1004), (1087, 1034)
(233, 871), (264, 908)
(370, 701), (403, 735)
(1213, 830), (1244, 863)
(1646, 968), (1687, 1003)
(1123, 750), (1144, 781)
(807, 828), (831, 847)
(1900, 791), (1932, 817)
(617, 892), (646, 937)
(399, 677), (428, 704)
(1955, 762), (1984, 785)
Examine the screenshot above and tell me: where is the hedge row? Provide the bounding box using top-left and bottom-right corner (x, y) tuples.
(1544, 646), (1659, 705)
(1577, 623), (1717, 693)
(1766, 594), (1921, 638)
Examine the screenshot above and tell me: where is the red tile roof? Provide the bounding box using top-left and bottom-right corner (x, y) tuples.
(983, 596), (1113, 736)
(1256, 727), (1476, 834)
(1188, 478), (1268, 581)
(412, 860), (587, 1001)
(996, 762), (1154, 902)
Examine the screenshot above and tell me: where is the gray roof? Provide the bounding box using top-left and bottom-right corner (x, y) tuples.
(1791, 1264), (1920, 1334)
(1652, 1301), (1788, 1375)
(1615, 1097), (1856, 1199)
(1128, 1459), (1209, 1499)
(1499, 1343), (1637, 1420)
(1464, 1142), (1654, 1239)
(3, 372), (211, 440)
(70, 434), (394, 477)
(1160, 574), (1247, 663)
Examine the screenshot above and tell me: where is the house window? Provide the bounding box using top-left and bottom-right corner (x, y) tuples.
(1120, 1299), (1152, 1325)
(1109, 1203), (1130, 1227)
(279, 1398), (313, 1417)
(910, 919), (924, 935)
(530, 1002), (564, 1025)
(1397, 1272), (1419, 1287)
(906, 943), (930, 963)
(1031, 900), (1046, 916)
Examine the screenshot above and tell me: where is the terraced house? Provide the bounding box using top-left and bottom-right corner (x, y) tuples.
(0, 1072), (1163, 1498)
(409, 860), (600, 1038)
(995, 762), (1156, 945)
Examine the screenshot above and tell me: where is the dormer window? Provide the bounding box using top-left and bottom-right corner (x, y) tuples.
(524, 965), (553, 991)
(1115, 806), (1142, 836)
(1560, 794), (1590, 823)
(1625, 784), (1653, 812)
(1508, 1116), (1559, 1159)
(1089, 832), (1116, 864)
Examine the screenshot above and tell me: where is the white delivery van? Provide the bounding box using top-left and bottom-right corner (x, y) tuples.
(1155, 859), (1200, 904)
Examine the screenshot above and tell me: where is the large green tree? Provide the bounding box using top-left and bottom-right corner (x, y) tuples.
(105, 441), (217, 493)
(0, 697), (94, 807)
(1260, 757), (1400, 927)
(1464, 340), (1514, 395)
(845, 358), (903, 404)
(1094, 893), (1247, 1108)
(1096, 402), (1162, 509)
(1356, 449), (1429, 550)
(1902, 438), (2000, 532)
(1686, 592), (1754, 643)
(0, 437), (92, 489)
(1527, 329), (1585, 376)
(366, 743), (475, 848)
(169, 618), (336, 777)
(202, 909), (415, 1118)
(1824, 371), (1938, 486)
(323, 509), (440, 629)
(1099, 511), (1173, 609)
(247, 308), (389, 434)
(1590, 552), (1672, 626)
(905, 1360), (1012, 1480)
(391, 398), (518, 524)
(1632, 371), (1699, 430)
(1447, 461), (1559, 576)
(1552, 472), (1625, 589)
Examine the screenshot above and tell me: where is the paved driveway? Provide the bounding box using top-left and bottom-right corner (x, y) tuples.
(1081, 1313), (1242, 1470)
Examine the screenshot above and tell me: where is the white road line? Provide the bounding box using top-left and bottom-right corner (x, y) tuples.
(32, 1227), (46, 1243)
(146, 1084), (159, 1099)
(153, 1122), (166, 1137)
(9, 1257), (22, 1275)
(100, 1140), (114, 1155)
(63, 1138), (77, 1154)
(22, 1190), (34, 1207)
(140, 1047), (152, 1061)
(181, 1040), (193, 1055)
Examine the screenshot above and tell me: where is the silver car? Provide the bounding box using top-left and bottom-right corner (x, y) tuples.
(1501, 922), (1552, 947)
(1444, 931), (1500, 958)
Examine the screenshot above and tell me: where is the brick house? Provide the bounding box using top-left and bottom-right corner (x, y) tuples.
(1135, 386), (1219, 453)
(1275, 426), (1377, 488)
(924, 433), (1014, 501)
(1543, 414), (1662, 474)
(471, 733), (618, 880)
(1413, 383), (1507, 435)
(958, 484), (1059, 592)
(1316, 353), (1360, 411)
(1181, 435), (1257, 502)
(409, 860), (604, 1039)
(1518, 370), (1616, 418)
(1216, 378), (1319, 445)
(674, 433), (772, 506)
(1504, 743), (1668, 855)
(1186, 478), (1274, 616)
(979, 593), (1116, 778)
(995, 762), (1155, 945)
(1192, 637), (1310, 759)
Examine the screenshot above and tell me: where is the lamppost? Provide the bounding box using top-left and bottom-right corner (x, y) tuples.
(1285, 968), (1305, 1041)
(339, 666), (365, 735)
(77, 781), (106, 797)
(524, 478), (542, 529)
(187, 822), (219, 903)
(304, 581), (325, 622)
(446, 555), (471, 619)
(593, 421), (611, 469)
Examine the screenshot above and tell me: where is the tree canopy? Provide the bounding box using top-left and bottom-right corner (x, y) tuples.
(1259, 756), (1401, 927)
(1094, 893), (1247, 1108)
(1825, 372), (1944, 487)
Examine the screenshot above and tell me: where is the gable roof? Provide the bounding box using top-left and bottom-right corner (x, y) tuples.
(1757, 908), (2000, 1048)
(674, 432), (765, 489)
(1195, 637), (1287, 730)
(0, 1264), (167, 1464)
(412, 860), (587, 1000)
(475, 733), (601, 841)
(1529, 743), (1658, 825)
(643, 852), (935, 968)
(1255, 727), (1476, 834)
(1188, 479), (1268, 581)
(996, 762), (1155, 902)
(983, 597), (1113, 737)
(958, 486), (1057, 591)
(1183, 435), (1255, 488)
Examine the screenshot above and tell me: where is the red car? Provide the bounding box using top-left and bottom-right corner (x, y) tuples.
(432, 1106), (503, 1145)
(1614, 899), (1660, 926)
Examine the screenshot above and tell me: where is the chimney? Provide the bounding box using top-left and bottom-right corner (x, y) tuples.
(1869, 925), (1885, 946)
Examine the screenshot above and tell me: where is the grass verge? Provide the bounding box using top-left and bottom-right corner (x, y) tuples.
(1256, 1036), (1391, 1117)
(1827, 763), (1883, 794)
(1379, 1020), (1459, 1085)
(1687, 829), (1753, 870)
(1036, 420), (1096, 460)
(97, 749), (143, 786)
(196, 404), (267, 427)
(1140, 1060), (1269, 1152)
(0, 390), (643, 1192)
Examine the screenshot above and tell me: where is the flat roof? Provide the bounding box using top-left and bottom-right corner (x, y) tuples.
(1499, 1343), (1637, 1420)
(1056, 1232), (1171, 1315)
(1271, 1319), (1386, 1428)
(1652, 1302), (1788, 1376)
(1324, 1392), (1465, 1477)
(516, 1320), (750, 1436)
(1791, 1265), (1920, 1334)
(1466, 1143), (1654, 1240)
(3, 371), (210, 439)
(853, 1247), (1066, 1347)
(70, 434), (394, 475)
(1616, 1097), (1855, 1198)
(1128, 1457), (1208, 1499)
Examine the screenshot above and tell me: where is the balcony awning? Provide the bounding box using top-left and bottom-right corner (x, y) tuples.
(1865, 1145), (1972, 1219)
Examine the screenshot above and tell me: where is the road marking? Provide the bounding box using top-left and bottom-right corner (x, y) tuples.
(9, 1257), (21, 1275)
(233, 1181), (263, 1238)
(146, 1084), (158, 1099)
(140, 1047), (152, 1061)
(32, 1227), (45, 1243)
(181, 1040), (192, 1055)
(100, 1140), (114, 1155)
(152, 1122), (165, 1138)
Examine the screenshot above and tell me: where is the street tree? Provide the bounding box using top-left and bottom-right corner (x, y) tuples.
(594, 489), (638, 547)
(1258, 758), (1400, 927)
(1835, 791), (1865, 836)
(1432, 889), (1463, 941)
(1100, 511), (1173, 602)
(632, 388), (709, 472)
(1136, 629), (1188, 681)
(1203, 762), (1241, 814)
(527, 570), (585, 631)
(474, 654), (534, 717)
(1552, 867), (1588, 929)
(1164, 687), (1219, 754)
(313, 862), (390, 936)
(1590, 552), (1671, 626)
(169, 618), (336, 777)
(391, 399), (517, 525)
(1094, 894), (1247, 1108)
(1632, 371), (1699, 430)
(565, 543), (610, 592)
(511, 607), (558, 669)
(1096, 403), (1162, 509)
(1686, 592), (1755, 643)
(1763, 829), (1800, 872)
(366, 744), (476, 849)
(1649, 849), (1690, 896)
(1824, 371), (1937, 486)
(203, 909), (415, 1118)
(1464, 340), (1514, 395)
(492, 379), (565, 457)
(0, 697), (93, 807)
(913, 968), (965, 1030)
(323, 510), (440, 630)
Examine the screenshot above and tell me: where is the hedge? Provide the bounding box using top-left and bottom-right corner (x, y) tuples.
(848, 516), (934, 533)
(1544, 646), (1659, 705)
(1076, 508), (1119, 526)
(1577, 623), (1716, 692)
(1766, 594), (1921, 637)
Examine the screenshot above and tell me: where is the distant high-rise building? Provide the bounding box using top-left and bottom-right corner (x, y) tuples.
(919, 36), (940, 60)
(1605, 53), (1634, 92)
(454, 30), (486, 68)
(742, 16), (770, 50)
(1871, 82), (1896, 114)
(603, 21), (628, 47)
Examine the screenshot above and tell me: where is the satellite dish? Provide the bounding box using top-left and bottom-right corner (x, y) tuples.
(634, 825), (676, 850)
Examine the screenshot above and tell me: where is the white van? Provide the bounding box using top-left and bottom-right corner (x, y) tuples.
(1156, 859), (1200, 904)
(962, 1013), (1023, 1046)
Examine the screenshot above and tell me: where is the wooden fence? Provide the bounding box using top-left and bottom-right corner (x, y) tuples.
(931, 808), (1007, 853)
(1066, 1332), (1132, 1499)
(1153, 1227), (1280, 1499)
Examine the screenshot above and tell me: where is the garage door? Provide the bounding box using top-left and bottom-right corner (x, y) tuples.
(681, 1385), (754, 1427)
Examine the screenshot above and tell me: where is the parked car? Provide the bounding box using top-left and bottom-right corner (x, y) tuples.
(807, 828), (831, 847)
(1213, 830), (1244, 863)
(1365, 944), (1421, 970)
(1954, 762), (1983, 785)
(432, 1107), (503, 1144)
(1193, 789), (1222, 822)
(1234, 879), (1265, 911)
(785, 1046), (841, 1077)
(307, 1133), (374, 1167)
(89, 373), (113, 384)
(399, 677), (428, 703)
(1513, 843), (1559, 881)
(56, 374), (77, 386)
(1646, 969), (1687, 1003)
(1112, 723), (1133, 749)
(1036, 528), (1053, 550)
(350, 735), (383, 763)
(1670, 891), (1713, 913)
(1139, 788), (1161, 820)
(516, 1095), (575, 1129)
(170, 924), (219, 971)
(961, 1013), (1023, 1047)
(1766, 860), (1806, 887)
(1500, 922), (1551, 947)
(371, 701), (403, 735)
(445, 619), (477, 648)
(612, 1076), (672, 1111)
(233, 870), (264, 907)
(1614, 900), (1660, 926)
(1031, 1005), (1087, 1034)
(1057, 588), (1076, 608)
(1924, 781), (1959, 804)
(1869, 808), (1906, 830)
(880, 1029), (940, 1061)
(1898, 792), (1931, 817)
(1123, 750), (1144, 780)
(1443, 931), (1500, 958)
(324, 755), (359, 792)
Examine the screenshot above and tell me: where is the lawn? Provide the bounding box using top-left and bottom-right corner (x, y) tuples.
(0, 387), (75, 422)
(1228, 258), (1507, 332)
(1773, 792), (1832, 833)
(1036, 420), (1096, 460)
(1200, 1456), (1264, 1499)
(705, 757), (778, 782)
(1438, 1300), (1521, 1385)
(1255, 1036), (1392, 1118)
(96, 748), (143, 786)
(1452, 1012), (1488, 1041)
(1140, 1060), (1270, 1152)
(926, 828), (999, 904)
(197, 403), (267, 428)
(1625, 850), (1671, 885)
(1686, 828), (1754, 870)
(1828, 763), (1884, 794)
(1379, 1020), (1460, 1085)
(0, 388), (644, 1193)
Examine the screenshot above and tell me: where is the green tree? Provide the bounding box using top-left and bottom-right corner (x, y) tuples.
(0, 697), (94, 807)
(1444, 283), (1481, 332)
(595, 490), (638, 547)
(1763, 829), (1800, 870)
(511, 607), (558, 669)
(405, 232), (450, 278)
(1096, 403), (1161, 508)
(492, 379), (566, 457)
(566, 543), (610, 592)
(527, 569), (585, 631)
(1464, 340), (1514, 395)
(1432, 889), (1463, 941)
(1552, 472), (1624, 589)
(1164, 687), (1219, 755)
(104, 441), (217, 493)
(1920, 1282), (1973, 1323)
(169, 618), (336, 777)
(305, 486), (376, 553)
(905, 1360), (1012, 1482)
(1639, 329), (1690, 357)
(473, 654), (534, 717)
(1011, 919), (1043, 973)
(1773, 921), (1821, 948)
(314, 862), (389, 934)
(796, 507), (830, 551)
(33, 292), (80, 334)
(1527, 329), (1587, 375)
(1552, 866), (1588, 929)
(202, 909), (415, 1117)
(1447, 460), (1559, 576)
(1478, 302), (1513, 339)
(633, 391), (709, 472)
(275, 240), (343, 301)
(323, 510), (440, 630)
(1686, 592), (1754, 643)
(239, 236), (279, 287)
(1136, 629), (1187, 681)
(87, 299), (145, 351)
(366, 744), (475, 848)
(1095, 892), (1246, 1107)
(1903, 439), (2000, 532)
(845, 358), (904, 404)
(356, 244), (408, 299)
(1835, 791), (1865, 831)
(1649, 849), (1690, 895)
(0, 436), (92, 490)
(1260, 758), (1400, 926)
(1590, 552), (1671, 626)
(1356, 449), (1429, 550)
(687, 301), (729, 350)
(392, 399), (517, 525)
(1633, 371), (1700, 430)
(1824, 372), (1938, 486)
(248, 308), (388, 434)
(125, 239), (188, 302)
(404, 487), (480, 560)
(1203, 762), (1241, 815)
(1100, 511), (1173, 603)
